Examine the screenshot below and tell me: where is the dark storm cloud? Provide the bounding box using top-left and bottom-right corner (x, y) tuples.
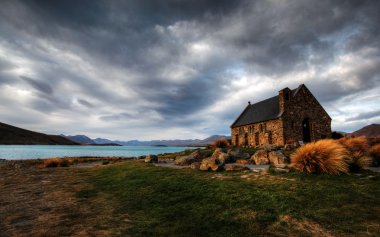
(77, 99), (94, 108)
(20, 76), (53, 95)
(0, 0), (380, 138)
(346, 110), (380, 122)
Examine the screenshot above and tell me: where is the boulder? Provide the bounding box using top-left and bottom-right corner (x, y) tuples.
(190, 162), (201, 170)
(175, 156), (194, 166)
(262, 143), (275, 152)
(211, 148), (230, 165)
(268, 151), (289, 165)
(225, 164), (249, 171)
(174, 150), (203, 166)
(144, 155), (158, 163)
(284, 144), (294, 151)
(200, 157), (224, 171)
(272, 167), (290, 173)
(251, 150), (269, 165)
(227, 149), (250, 161)
(188, 150), (203, 161)
(236, 159), (249, 165)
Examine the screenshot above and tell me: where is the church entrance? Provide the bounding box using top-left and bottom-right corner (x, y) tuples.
(302, 118), (311, 143)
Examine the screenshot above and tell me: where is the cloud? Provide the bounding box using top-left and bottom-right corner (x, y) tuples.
(20, 76), (53, 94)
(346, 110), (380, 122)
(0, 0), (379, 139)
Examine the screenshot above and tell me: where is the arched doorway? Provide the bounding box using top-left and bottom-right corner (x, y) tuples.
(302, 118), (311, 143)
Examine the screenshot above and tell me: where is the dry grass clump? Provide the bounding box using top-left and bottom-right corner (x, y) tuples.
(338, 137), (371, 171)
(212, 138), (230, 148)
(369, 144), (380, 166)
(338, 137), (369, 153)
(44, 158), (63, 167)
(44, 158), (74, 168)
(291, 139), (350, 175)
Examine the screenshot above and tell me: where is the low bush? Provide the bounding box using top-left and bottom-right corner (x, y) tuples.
(291, 139), (350, 175)
(212, 138), (230, 148)
(338, 137), (371, 171)
(44, 158), (62, 168)
(338, 137), (369, 154)
(369, 144), (380, 166)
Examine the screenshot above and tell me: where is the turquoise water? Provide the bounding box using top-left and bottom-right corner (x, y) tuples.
(0, 145), (200, 160)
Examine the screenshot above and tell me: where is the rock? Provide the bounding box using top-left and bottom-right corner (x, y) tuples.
(227, 149), (250, 161)
(188, 150), (203, 160)
(200, 157), (224, 171)
(273, 167), (290, 173)
(284, 144), (294, 151)
(225, 164), (248, 171)
(211, 148), (230, 165)
(262, 143), (275, 152)
(144, 155), (158, 163)
(251, 150), (269, 165)
(268, 151), (289, 165)
(175, 156), (194, 166)
(236, 159), (249, 165)
(190, 162), (200, 170)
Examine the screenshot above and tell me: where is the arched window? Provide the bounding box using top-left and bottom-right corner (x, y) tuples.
(285, 91), (290, 100)
(260, 124), (263, 133)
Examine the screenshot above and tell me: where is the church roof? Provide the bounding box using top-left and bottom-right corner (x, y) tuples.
(230, 88), (298, 128)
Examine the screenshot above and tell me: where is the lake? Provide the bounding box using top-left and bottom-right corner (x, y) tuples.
(0, 145), (201, 160)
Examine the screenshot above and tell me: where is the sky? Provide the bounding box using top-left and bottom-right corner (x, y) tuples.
(0, 0), (379, 140)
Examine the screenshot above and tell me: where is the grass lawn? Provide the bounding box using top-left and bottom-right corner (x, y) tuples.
(78, 160), (380, 236)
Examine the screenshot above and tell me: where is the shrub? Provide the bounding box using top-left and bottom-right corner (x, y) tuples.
(44, 158), (61, 168)
(338, 137), (369, 154)
(291, 139), (350, 175)
(213, 138), (230, 148)
(338, 137), (371, 171)
(369, 144), (380, 166)
(331, 131), (344, 140)
(348, 151), (371, 172)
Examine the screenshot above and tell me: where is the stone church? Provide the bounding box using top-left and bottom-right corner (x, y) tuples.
(231, 84), (331, 147)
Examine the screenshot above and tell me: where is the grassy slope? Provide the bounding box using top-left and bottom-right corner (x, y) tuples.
(0, 122), (78, 145)
(79, 160), (380, 236)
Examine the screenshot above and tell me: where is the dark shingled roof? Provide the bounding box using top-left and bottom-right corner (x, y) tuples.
(231, 88), (298, 128)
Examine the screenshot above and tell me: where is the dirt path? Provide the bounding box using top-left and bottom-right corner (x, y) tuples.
(0, 165), (128, 236)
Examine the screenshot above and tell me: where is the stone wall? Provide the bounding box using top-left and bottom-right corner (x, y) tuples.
(231, 118), (284, 147)
(281, 85), (331, 144)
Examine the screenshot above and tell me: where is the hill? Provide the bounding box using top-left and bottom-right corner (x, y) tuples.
(93, 135), (231, 146)
(61, 134), (95, 144)
(350, 124), (380, 137)
(0, 122), (79, 145)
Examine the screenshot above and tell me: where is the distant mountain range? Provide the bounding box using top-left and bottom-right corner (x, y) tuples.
(348, 124), (380, 138)
(63, 134), (231, 147)
(0, 122), (78, 145)
(3, 120), (378, 146)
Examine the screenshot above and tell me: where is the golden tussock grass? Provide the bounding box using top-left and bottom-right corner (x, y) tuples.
(212, 138), (230, 148)
(338, 137), (370, 153)
(338, 137), (371, 171)
(43, 158), (74, 168)
(291, 139), (350, 174)
(369, 144), (380, 166)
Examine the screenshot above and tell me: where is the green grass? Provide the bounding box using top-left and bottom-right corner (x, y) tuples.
(80, 160), (380, 236)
